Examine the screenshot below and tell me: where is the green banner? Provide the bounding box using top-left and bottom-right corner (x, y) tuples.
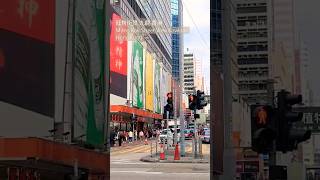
(73, 0), (105, 148)
(132, 41), (144, 108)
(154, 62), (161, 113)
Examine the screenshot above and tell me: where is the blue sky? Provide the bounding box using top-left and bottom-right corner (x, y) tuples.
(182, 0), (210, 93)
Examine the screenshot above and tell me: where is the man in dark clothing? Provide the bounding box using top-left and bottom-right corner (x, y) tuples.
(110, 131), (116, 147)
(118, 131), (123, 146)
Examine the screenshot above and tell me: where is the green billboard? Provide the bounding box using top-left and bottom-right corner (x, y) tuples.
(154, 62), (161, 113)
(73, 0), (105, 148)
(132, 41), (144, 108)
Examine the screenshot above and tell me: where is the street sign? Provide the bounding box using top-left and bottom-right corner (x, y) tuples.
(292, 112), (320, 132)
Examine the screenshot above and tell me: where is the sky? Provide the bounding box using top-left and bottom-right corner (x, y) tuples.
(182, 0), (210, 93)
(295, 0), (320, 105)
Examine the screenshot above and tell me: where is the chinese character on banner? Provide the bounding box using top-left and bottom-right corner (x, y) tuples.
(17, 0), (39, 28)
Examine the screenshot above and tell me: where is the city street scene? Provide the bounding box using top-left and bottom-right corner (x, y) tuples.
(0, 0), (320, 180)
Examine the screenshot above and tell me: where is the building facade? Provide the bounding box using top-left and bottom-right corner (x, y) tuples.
(236, 0), (271, 104)
(171, 0), (183, 82)
(183, 51), (195, 95)
(109, 0), (173, 132)
(211, 0), (238, 177)
(194, 58), (205, 91)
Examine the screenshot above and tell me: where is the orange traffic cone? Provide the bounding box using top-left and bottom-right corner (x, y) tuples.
(160, 144), (165, 160)
(174, 144), (180, 160)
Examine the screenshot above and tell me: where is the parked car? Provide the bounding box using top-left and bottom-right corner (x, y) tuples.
(201, 130), (210, 143)
(184, 129), (194, 139)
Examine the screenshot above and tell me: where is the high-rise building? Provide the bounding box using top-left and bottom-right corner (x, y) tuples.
(299, 41), (312, 106)
(183, 50), (195, 95)
(171, 0), (183, 82)
(109, 0), (172, 131)
(194, 58), (204, 91)
(236, 0), (271, 104)
(211, 0), (238, 178)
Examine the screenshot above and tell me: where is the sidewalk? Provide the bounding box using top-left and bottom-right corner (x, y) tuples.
(140, 150), (210, 163)
(111, 137), (156, 150)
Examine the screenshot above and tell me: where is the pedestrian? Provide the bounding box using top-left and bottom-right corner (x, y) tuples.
(134, 130), (137, 141)
(110, 130), (116, 147)
(128, 130), (133, 143)
(139, 130), (144, 142)
(124, 131), (128, 143)
(118, 131), (123, 146)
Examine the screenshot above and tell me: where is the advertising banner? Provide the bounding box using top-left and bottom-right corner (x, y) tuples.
(132, 41), (144, 108)
(160, 68), (167, 114)
(154, 62), (161, 113)
(0, 0), (55, 43)
(0, 0), (55, 117)
(73, 0), (105, 147)
(145, 51), (154, 111)
(110, 13), (127, 98)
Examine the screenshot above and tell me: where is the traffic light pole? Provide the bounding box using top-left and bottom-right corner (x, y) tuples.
(194, 109), (198, 158)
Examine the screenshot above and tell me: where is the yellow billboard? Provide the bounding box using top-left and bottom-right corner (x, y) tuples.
(145, 51), (154, 111)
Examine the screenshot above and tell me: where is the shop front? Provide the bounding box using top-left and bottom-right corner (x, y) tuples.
(110, 105), (162, 133)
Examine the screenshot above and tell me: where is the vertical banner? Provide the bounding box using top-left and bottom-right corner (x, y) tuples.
(154, 62), (161, 113)
(132, 41), (144, 108)
(160, 68), (167, 114)
(0, 0), (55, 117)
(145, 51), (154, 111)
(110, 13), (127, 98)
(73, 0), (105, 147)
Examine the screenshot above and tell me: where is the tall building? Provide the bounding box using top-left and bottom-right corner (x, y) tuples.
(272, 0), (295, 93)
(183, 50), (195, 95)
(109, 0), (173, 131)
(194, 58), (204, 91)
(236, 0), (271, 104)
(171, 0), (183, 82)
(299, 41), (312, 106)
(211, 0), (238, 178)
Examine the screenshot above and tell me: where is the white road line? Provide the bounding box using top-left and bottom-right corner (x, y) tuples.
(111, 170), (163, 174)
(111, 162), (149, 165)
(110, 170), (209, 175)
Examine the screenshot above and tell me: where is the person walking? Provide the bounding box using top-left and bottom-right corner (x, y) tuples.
(118, 131), (123, 146)
(110, 130), (116, 147)
(128, 130), (133, 143)
(139, 130), (144, 142)
(134, 130), (138, 141)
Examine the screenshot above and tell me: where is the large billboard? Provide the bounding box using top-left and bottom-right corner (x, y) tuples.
(145, 51), (154, 111)
(154, 62), (161, 113)
(132, 41), (144, 108)
(73, 0), (105, 147)
(110, 13), (127, 98)
(0, 0), (55, 117)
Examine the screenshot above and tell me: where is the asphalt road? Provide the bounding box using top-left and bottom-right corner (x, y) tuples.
(110, 142), (210, 180)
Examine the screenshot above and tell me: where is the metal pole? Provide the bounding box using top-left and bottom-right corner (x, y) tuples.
(166, 111), (169, 150)
(151, 140), (153, 157)
(194, 109), (198, 158)
(180, 92), (186, 156)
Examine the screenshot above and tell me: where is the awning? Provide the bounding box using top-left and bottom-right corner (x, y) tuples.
(110, 105), (162, 119)
(0, 138), (109, 174)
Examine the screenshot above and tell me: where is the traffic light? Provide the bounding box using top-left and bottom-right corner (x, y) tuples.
(276, 90), (311, 152)
(163, 92), (174, 119)
(188, 94), (197, 110)
(196, 90), (207, 110)
(251, 105), (277, 153)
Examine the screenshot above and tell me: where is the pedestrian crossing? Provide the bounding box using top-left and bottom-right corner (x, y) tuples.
(111, 143), (196, 156)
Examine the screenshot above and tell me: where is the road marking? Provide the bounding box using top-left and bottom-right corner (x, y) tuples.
(111, 170), (209, 175)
